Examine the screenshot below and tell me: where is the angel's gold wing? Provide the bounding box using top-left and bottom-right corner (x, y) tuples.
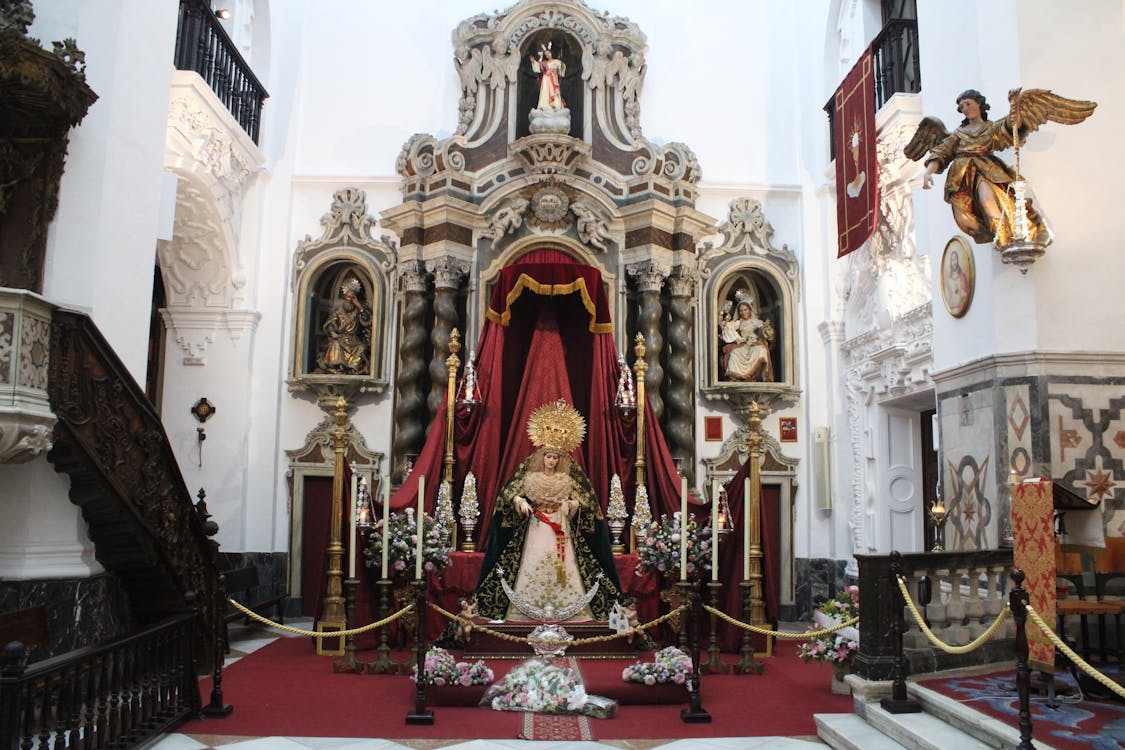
(1010, 88), (1097, 132)
(904, 116), (950, 161)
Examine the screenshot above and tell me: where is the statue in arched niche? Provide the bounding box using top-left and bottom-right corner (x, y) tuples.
(522, 34), (575, 136)
(315, 272), (373, 375)
(718, 280), (778, 383)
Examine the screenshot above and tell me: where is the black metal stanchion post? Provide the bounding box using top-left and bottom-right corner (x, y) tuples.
(733, 580), (763, 674)
(201, 573), (233, 717)
(333, 577), (361, 673)
(1010, 569), (1035, 750)
(681, 579), (712, 723)
(368, 578), (398, 674)
(405, 578), (434, 725)
(702, 581), (726, 674)
(881, 551), (921, 713)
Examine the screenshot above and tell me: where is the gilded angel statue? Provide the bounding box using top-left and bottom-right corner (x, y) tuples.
(905, 88), (1096, 246)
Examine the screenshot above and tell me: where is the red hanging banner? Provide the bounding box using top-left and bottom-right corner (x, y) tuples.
(834, 47), (879, 257)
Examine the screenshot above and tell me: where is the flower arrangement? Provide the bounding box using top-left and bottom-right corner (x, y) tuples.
(482, 659), (588, 713)
(412, 646), (493, 687)
(363, 509), (452, 576)
(622, 646), (693, 686)
(634, 512), (713, 579)
(797, 585), (860, 666)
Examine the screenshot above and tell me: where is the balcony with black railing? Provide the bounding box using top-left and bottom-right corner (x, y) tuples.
(825, 18), (921, 159)
(174, 0), (268, 144)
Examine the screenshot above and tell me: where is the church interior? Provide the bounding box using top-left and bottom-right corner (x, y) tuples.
(2, 0), (1124, 746)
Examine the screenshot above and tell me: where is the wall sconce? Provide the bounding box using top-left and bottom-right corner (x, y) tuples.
(191, 397), (216, 468)
(929, 482), (949, 552)
(215, 8), (232, 20)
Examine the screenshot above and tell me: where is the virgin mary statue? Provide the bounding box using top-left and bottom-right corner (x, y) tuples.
(474, 400), (622, 622)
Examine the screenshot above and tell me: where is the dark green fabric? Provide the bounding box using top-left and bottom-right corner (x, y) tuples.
(473, 458), (622, 620)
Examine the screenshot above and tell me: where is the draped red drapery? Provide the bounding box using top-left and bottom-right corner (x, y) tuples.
(388, 251), (693, 542)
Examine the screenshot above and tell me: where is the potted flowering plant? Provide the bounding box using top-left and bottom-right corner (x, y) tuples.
(363, 509), (452, 577)
(634, 512), (713, 579)
(797, 585), (859, 694)
(622, 646), (692, 686)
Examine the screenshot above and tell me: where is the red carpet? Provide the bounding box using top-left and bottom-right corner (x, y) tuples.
(179, 636), (853, 739)
(519, 712), (594, 740)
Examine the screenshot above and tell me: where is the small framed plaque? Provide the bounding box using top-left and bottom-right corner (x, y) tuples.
(704, 416), (723, 442)
(780, 417), (798, 442)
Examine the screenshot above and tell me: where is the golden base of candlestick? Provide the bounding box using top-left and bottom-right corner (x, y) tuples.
(929, 510), (949, 552)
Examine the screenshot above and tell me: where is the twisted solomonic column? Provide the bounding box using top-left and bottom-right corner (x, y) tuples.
(426, 258), (470, 423)
(665, 272), (697, 478)
(392, 262), (430, 481)
(627, 261), (670, 421)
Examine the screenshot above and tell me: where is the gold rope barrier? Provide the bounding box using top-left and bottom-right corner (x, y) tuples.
(227, 598), (414, 638)
(428, 601), (687, 646)
(895, 575), (1010, 654)
(702, 605), (859, 639)
(1026, 604), (1125, 700)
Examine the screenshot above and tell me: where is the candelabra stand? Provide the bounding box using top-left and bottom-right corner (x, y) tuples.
(367, 578), (398, 674)
(733, 580), (764, 674)
(332, 576), (362, 673)
(680, 579), (712, 723)
(929, 505), (950, 552)
(702, 581), (726, 674)
(405, 579), (434, 724)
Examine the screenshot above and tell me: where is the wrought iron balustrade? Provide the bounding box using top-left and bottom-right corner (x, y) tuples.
(174, 0), (268, 144)
(825, 18), (921, 160)
(0, 612), (200, 750)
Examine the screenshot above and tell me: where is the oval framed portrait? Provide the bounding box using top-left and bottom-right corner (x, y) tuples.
(940, 236), (975, 318)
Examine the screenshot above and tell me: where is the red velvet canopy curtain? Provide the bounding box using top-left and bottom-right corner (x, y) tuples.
(388, 250), (695, 549)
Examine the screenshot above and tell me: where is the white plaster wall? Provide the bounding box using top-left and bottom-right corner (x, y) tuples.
(33, 0), (180, 384)
(919, 1), (1125, 371)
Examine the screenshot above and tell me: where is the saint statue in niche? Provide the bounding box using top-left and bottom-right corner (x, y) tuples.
(316, 275), (372, 374)
(527, 40), (570, 135)
(718, 285), (777, 383)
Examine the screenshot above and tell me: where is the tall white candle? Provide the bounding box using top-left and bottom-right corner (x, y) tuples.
(743, 477), (751, 580)
(711, 490), (719, 582)
(680, 473), (688, 581)
(416, 474), (426, 580)
(348, 471), (358, 579)
(380, 474), (390, 579)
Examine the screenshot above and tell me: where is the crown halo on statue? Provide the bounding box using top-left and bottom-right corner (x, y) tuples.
(527, 399), (586, 454)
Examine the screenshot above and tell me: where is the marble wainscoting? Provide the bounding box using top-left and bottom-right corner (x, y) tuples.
(0, 572), (133, 661)
(792, 557), (849, 622)
(216, 551), (291, 614)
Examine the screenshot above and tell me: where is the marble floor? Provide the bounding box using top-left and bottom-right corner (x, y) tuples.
(153, 620), (828, 750)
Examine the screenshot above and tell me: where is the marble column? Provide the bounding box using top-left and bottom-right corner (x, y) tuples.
(392, 262), (430, 481)
(426, 258), (470, 424)
(627, 261), (670, 422)
(665, 271), (697, 479)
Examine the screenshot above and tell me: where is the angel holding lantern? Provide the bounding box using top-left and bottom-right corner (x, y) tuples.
(906, 88), (1096, 247)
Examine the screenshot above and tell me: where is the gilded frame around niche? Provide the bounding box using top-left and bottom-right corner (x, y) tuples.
(940, 236), (975, 319)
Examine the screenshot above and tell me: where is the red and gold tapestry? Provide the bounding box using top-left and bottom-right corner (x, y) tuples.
(834, 47), (879, 257)
(1012, 479), (1055, 672)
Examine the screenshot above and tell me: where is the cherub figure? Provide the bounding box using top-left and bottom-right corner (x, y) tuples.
(487, 197), (529, 239)
(570, 199), (612, 252)
(457, 595), (478, 643)
(905, 88), (1096, 246)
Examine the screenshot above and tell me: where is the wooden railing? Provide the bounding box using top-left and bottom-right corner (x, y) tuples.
(0, 611), (200, 750)
(854, 549), (1014, 680)
(47, 309), (222, 672)
(173, 0), (268, 144)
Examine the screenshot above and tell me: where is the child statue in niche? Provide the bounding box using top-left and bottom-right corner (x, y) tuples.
(529, 42), (566, 111)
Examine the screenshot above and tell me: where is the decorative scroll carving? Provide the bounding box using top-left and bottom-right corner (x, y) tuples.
(47, 309), (221, 670)
(0, 290), (55, 462)
(699, 197), (798, 289)
(285, 412), (380, 467)
(509, 134), (591, 175)
(289, 189), (397, 402)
